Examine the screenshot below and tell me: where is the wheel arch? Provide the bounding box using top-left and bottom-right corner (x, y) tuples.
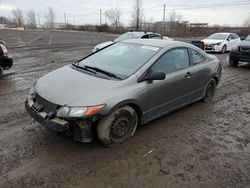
(213, 75), (219, 85)
(107, 100), (143, 123)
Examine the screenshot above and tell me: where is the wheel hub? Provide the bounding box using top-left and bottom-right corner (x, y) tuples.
(109, 110), (135, 142)
(111, 118), (130, 138)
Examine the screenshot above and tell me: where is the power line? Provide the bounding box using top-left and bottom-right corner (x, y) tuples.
(163, 0), (250, 8)
(165, 1), (250, 10)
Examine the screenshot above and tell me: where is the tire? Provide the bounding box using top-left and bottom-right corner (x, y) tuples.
(229, 57), (239, 67)
(0, 68), (2, 77)
(201, 79), (216, 103)
(221, 45), (226, 53)
(97, 105), (138, 147)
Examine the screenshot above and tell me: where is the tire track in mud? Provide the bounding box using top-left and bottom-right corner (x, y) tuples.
(1, 30), (250, 188)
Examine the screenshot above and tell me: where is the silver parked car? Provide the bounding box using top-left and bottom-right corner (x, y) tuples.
(25, 39), (222, 147)
(92, 31), (164, 52)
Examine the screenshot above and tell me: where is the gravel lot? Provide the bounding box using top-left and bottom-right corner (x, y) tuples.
(0, 29), (250, 188)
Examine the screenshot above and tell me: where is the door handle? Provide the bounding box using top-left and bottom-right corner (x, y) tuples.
(185, 72), (193, 78)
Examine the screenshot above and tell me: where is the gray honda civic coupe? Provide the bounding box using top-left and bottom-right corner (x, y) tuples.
(25, 39), (222, 147)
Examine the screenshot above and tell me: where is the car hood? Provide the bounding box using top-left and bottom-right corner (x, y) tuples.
(239, 40), (250, 46)
(34, 65), (122, 106)
(93, 41), (114, 51)
(202, 39), (224, 44)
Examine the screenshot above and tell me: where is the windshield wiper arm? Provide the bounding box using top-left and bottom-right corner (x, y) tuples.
(72, 62), (96, 74)
(84, 66), (121, 79)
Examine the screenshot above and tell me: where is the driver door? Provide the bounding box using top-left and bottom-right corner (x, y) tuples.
(144, 48), (194, 121)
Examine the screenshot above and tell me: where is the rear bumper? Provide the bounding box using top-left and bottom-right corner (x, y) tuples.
(230, 51), (250, 62)
(0, 56), (13, 70)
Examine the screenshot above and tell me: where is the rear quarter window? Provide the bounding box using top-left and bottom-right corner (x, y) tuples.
(189, 49), (206, 65)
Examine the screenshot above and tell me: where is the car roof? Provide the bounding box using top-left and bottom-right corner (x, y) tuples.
(126, 31), (158, 35)
(213, 32), (232, 35)
(121, 39), (187, 48)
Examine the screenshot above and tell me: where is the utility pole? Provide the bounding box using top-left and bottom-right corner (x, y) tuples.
(100, 9), (102, 25)
(64, 13), (67, 27)
(162, 3), (166, 35)
(37, 14), (40, 28)
(0, 0), (4, 25)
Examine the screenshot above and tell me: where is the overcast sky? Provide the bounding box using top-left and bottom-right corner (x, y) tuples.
(0, 0), (250, 26)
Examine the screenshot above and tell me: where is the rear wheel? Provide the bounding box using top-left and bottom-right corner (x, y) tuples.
(221, 45), (227, 53)
(97, 106), (138, 147)
(201, 79), (216, 103)
(0, 68), (2, 77)
(229, 57), (239, 67)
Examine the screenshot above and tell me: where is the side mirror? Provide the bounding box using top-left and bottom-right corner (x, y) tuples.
(138, 71), (166, 82)
(240, 36), (245, 41)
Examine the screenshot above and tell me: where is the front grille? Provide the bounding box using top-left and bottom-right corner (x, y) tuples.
(34, 93), (59, 113)
(240, 46), (250, 53)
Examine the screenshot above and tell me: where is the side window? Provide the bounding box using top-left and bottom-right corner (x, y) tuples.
(228, 34), (234, 40)
(141, 34), (149, 39)
(189, 49), (206, 65)
(151, 48), (190, 74)
(233, 34), (239, 39)
(149, 34), (161, 39)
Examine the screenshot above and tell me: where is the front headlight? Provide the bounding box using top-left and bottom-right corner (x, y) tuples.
(215, 42), (222, 46)
(57, 104), (106, 118)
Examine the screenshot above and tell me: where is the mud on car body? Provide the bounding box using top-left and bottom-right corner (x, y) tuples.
(25, 39), (222, 147)
(0, 40), (13, 75)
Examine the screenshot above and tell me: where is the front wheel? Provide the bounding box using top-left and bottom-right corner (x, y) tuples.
(221, 45), (227, 53)
(97, 106), (138, 147)
(229, 57), (239, 67)
(201, 79), (216, 103)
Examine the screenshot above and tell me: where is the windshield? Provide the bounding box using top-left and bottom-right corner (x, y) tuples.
(113, 33), (143, 42)
(245, 35), (250, 41)
(78, 42), (160, 79)
(207, 33), (227, 40)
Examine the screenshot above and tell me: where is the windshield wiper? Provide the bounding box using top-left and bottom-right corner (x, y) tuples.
(72, 62), (96, 74)
(84, 65), (121, 80)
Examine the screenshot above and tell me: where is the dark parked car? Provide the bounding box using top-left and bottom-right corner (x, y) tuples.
(25, 39), (222, 147)
(0, 40), (13, 75)
(229, 34), (250, 66)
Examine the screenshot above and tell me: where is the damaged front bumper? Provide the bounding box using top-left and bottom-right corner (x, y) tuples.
(204, 44), (221, 52)
(25, 94), (95, 143)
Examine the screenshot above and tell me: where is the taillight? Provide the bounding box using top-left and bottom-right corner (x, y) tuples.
(0, 44), (8, 56)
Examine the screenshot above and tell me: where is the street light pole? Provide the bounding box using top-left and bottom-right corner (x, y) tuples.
(162, 3), (166, 35)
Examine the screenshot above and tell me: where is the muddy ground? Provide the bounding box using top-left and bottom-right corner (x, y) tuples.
(0, 29), (249, 188)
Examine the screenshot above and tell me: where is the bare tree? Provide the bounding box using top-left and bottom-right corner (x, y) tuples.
(168, 11), (182, 33)
(45, 7), (56, 29)
(104, 8), (122, 31)
(12, 9), (24, 27)
(26, 11), (36, 28)
(131, 0), (144, 30)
